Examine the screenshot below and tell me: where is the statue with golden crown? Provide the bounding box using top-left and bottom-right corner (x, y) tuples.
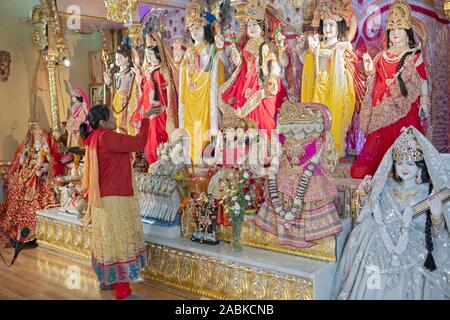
(254, 101), (342, 248)
(130, 33), (178, 164)
(103, 42), (139, 135)
(350, 0), (430, 179)
(300, 0), (362, 158)
(218, 0), (287, 137)
(173, 0), (230, 164)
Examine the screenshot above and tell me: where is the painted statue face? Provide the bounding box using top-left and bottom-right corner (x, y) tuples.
(394, 160), (419, 182)
(323, 19), (338, 39)
(247, 19), (263, 39)
(145, 48), (160, 66)
(189, 24), (205, 43)
(115, 52), (129, 68)
(390, 28), (408, 46)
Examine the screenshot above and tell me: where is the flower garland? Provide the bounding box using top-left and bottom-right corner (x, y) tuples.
(268, 148), (322, 220)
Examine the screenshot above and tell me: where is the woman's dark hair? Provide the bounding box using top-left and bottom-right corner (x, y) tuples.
(319, 19), (348, 42)
(391, 159), (437, 271)
(147, 46), (162, 102)
(190, 24), (215, 44)
(75, 96), (83, 103)
(251, 19), (267, 84)
(386, 28), (418, 97)
(79, 104), (110, 139)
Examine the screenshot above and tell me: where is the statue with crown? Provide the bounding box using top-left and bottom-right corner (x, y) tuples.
(218, 0), (287, 138)
(173, 0), (230, 165)
(103, 40), (139, 135)
(351, 0), (430, 179)
(299, 0), (364, 160)
(333, 127), (450, 299)
(254, 101), (343, 249)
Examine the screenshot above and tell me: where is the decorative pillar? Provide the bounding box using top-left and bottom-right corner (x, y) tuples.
(45, 53), (62, 139)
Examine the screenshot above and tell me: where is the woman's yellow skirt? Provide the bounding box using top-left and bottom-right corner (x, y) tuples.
(90, 195), (146, 285)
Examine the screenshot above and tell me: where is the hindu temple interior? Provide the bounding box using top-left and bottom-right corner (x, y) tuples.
(0, 0), (449, 301)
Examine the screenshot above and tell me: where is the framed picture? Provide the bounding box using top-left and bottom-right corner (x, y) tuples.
(90, 85), (104, 106)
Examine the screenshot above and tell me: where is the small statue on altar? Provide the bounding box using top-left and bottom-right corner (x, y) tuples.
(131, 33), (178, 164)
(103, 43), (137, 135)
(218, 0), (287, 137)
(333, 127), (450, 299)
(351, 0), (430, 179)
(65, 84), (90, 148)
(254, 101), (342, 248)
(191, 193), (219, 245)
(300, 0), (361, 157)
(0, 126), (63, 247)
(174, 0), (229, 164)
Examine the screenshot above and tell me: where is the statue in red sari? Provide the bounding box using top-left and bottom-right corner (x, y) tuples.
(0, 126), (63, 246)
(351, 0), (430, 178)
(131, 33), (178, 164)
(218, 0), (287, 136)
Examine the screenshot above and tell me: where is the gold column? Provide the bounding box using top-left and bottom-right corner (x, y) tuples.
(45, 53), (62, 139)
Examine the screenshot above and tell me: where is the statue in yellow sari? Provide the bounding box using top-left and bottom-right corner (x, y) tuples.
(103, 43), (138, 135)
(174, 0), (228, 164)
(300, 0), (358, 157)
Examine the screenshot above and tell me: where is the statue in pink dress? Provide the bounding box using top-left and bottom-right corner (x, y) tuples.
(66, 84), (90, 148)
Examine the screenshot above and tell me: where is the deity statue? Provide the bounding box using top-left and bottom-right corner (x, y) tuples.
(0, 126), (63, 247)
(333, 127), (450, 299)
(65, 84), (90, 148)
(218, 0), (287, 137)
(103, 43), (138, 135)
(174, 0), (229, 164)
(254, 101), (342, 248)
(351, 0), (430, 179)
(131, 33), (178, 164)
(300, 0), (360, 157)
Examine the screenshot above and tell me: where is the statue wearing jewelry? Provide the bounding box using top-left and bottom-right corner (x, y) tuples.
(300, 0), (361, 157)
(174, 0), (229, 164)
(218, 0), (287, 137)
(254, 101), (342, 248)
(351, 0), (430, 178)
(333, 127), (450, 299)
(104, 43), (138, 135)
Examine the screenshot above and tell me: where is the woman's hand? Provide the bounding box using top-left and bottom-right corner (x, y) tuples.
(103, 71), (112, 86)
(231, 46), (241, 66)
(358, 175), (372, 193)
(363, 53), (374, 74)
(144, 106), (166, 119)
(308, 34), (319, 51)
(215, 35), (225, 50)
(419, 104), (430, 120)
(429, 195), (443, 217)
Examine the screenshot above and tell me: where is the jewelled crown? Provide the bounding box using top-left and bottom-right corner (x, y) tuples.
(386, 0), (412, 30)
(245, 0), (267, 22)
(186, 0), (207, 29)
(311, 0), (353, 27)
(392, 128), (423, 162)
(277, 101), (321, 125)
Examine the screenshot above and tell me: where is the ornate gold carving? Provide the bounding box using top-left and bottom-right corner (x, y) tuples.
(36, 215), (91, 262)
(105, 0), (138, 24)
(125, 23), (143, 48)
(144, 242), (314, 299)
(278, 100), (322, 125)
(45, 54), (63, 140)
(218, 223), (336, 261)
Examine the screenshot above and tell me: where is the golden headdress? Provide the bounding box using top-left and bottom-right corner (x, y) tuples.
(392, 128), (423, 162)
(386, 0), (412, 30)
(186, 0), (207, 29)
(311, 0), (353, 28)
(277, 101), (322, 126)
(245, 0), (267, 22)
